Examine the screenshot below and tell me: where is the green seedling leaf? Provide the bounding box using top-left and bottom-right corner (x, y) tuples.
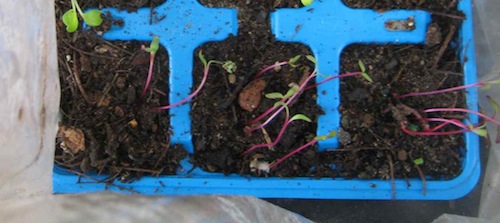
(222, 61), (237, 74)
(198, 51), (208, 67)
(62, 9), (79, 33)
(361, 72), (373, 83)
(487, 95), (499, 115)
(83, 9), (103, 27)
(408, 124), (419, 132)
(314, 130), (337, 141)
(358, 60), (366, 73)
(289, 55), (301, 67)
(306, 55), (317, 64)
(273, 101), (287, 108)
(301, 0), (314, 6)
(290, 114), (312, 122)
(490, 78), (500, 85)
(483, 78), (500, 90)
(358, 60), (373, 83)
(265, 92), (284, 100)
(472, 128), (488, 137)
(284, 83), (299, 99)
(145, 36), (160, 54)
(413, 158), (424, 166)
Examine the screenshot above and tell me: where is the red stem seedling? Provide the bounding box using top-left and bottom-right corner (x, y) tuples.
(243, 102), (311, 155)
(268, 130), (337, 169)
(154, 51), (236, 110)
(246, 57), (372, 135)
(140, 36), (160, 98)
(400, 97), (500, 138)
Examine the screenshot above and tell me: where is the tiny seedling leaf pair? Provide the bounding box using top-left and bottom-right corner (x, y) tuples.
(62, 0), (103, 33)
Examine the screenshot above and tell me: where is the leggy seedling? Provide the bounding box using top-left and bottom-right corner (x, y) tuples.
(155, 51), (236, 110)
(243, 102), (311, 155)
(140, 36), (160, 98)
(399, 96), (499, 138)
(62, 0), (103, 33)
(245, 56), (371, 135)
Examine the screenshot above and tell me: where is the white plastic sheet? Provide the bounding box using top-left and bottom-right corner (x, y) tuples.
(1, 0), (500, 222)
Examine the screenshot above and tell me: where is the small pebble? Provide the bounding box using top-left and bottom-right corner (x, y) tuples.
(128, 119), (138, 128)
(228, 73), (236, 84)
(116, 76), (127, 89)
(398, 150), (408, 161)
(338, 128), (352, 145)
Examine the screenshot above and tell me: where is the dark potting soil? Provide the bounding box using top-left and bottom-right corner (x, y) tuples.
(55, 0), (468, 183)
(192, 0), (466, 180)
(54, 0), (186, 182)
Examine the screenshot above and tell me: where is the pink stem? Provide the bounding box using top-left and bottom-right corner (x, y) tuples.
(304, 71), (363, 91)
(140, 54), (155, 98)
(246, 101), (281, 126)
(247, 71), (364, 126)
(397, 82), (487, 99)
(269, 139), (318, 169)
(423, 118), (470, 131)
(243, 113), (291, 155)
(254, 61), (289, 80)
(400, 122), (471, 136)
(424, 108), (500, 126)
(154, 66), (209, 110)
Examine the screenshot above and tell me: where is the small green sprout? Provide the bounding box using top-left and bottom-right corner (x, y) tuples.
(265, 83), (299, 101)
(140, 36), (160, 98)
(288, 55), (302, 67)
(155, 51), (236, 110)
(222, 61), (237, 74)
(290, 114), (312, 122)
(306, 55), (317, 64)
(62, 0), (103, 33)
(470, 123), (488, 137)
(413, 158), (424, 166)
(358, 60), (373, 83)
(301, 0), (314, 7)
(314, 130), (337, 141)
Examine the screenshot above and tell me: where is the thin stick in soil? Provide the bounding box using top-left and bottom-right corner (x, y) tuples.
(432, 25), (456, 70)
(415, 164), (427, 195)
(70, 52), (92, 104)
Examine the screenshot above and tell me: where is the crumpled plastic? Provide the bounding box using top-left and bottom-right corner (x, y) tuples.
(1, 0), (499, 222)
(0, 193), (313, 223)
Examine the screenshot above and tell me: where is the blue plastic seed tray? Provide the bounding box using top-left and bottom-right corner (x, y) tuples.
(54, 0), (479, 200)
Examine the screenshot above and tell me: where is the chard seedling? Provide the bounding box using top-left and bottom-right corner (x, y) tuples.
(268, 130), (337, 169)
(400, 97), (500, 139)
(246, 56), (371, 135)
(155, 51), (235, 110)
(140, 36), (160, 98)
(413, 157), (427, 195)
(62, 0), (103, 33)
(243, 102), (311, 155)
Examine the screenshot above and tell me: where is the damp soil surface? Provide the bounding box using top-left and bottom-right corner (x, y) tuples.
(192, 0), (467, 181)
(54, 0), (186, 183)
(55, 0), (469, 184)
